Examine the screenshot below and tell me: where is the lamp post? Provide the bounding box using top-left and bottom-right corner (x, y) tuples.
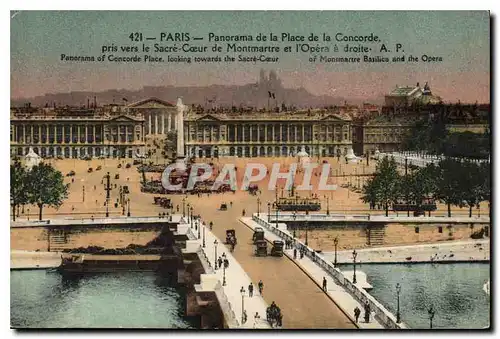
(222, 253), (227, 286)
(267, 202), (271, 222)
(127, 198), (131, 217)
(396, 283), (401, 323)
(182, 197), (186, 217)
(428, 306), (435, 329)
(275, 205), (279, 229)
(197, 220), (201, 239)
(333, 236), (339, 267)
(191, 207), (194, 229)
(293, 211), (297, 238)
(27, 207), (30, 221)
(105, 172), (111, 217)
(214, 239), (218, 269)
(202, 223), (206, 248)
(257, 197), (261, 217)
(305, 221), (309, 246)
(352, 249), (358, 284)
(240, 286), (246, 324)
(326, 196), (330, 216)
(187, 203), (191, 222)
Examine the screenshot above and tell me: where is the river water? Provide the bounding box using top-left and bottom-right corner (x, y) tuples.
(339, 263), (490, 329)
(11, 270), (197, 329)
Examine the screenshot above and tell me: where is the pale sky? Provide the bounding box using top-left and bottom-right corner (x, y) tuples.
(11, 11), (490, 103)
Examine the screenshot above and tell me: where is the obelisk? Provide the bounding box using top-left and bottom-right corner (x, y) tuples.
(176, 98), (186, 161)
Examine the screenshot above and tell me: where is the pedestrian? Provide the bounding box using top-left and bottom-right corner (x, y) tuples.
(224, 258), (229, 269)
(248, 282), (254, 297)
(364, 301), (371, 323)
(258, 280), (264, 295)
(230, 201), (233, 208)
(209, 221), (213, 230)
(293, 248), (297, 259)
(322, 277), (327, 292)
(354, 307), (361, 323)
(300, 249), (304, 259)
(218, 256), (223, 269)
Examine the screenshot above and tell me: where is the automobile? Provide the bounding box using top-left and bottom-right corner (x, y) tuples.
(87, 168), (93, 173)
(115, 174), (120, 179)
(255, 240), (268, 257)
(252, 227), (265, 243)
(125, 163), (131, 169)
(270, 240), (284, 257)
(96, 165), (102, 171)
(117, 163), (122, 168)
(220, 203), (228, 211)
(66, 170), (76, 177)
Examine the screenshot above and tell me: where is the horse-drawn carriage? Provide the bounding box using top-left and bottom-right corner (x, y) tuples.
(220, 203), (228, 211)
(226, 230), (237, 252)
(266, 302), (283, 327)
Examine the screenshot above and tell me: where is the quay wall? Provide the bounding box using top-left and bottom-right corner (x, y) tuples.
(10, 222), (170, 251)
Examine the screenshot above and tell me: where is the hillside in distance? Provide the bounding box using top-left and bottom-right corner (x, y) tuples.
(11, 71), (378, 108)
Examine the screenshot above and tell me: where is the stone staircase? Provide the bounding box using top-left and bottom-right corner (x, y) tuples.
(367, 226), (385, 246)
(48, 230), (72, 252)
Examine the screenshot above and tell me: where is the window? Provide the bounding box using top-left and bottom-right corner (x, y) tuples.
(438, 226), (443, 233)
(415, 227), (420, 234)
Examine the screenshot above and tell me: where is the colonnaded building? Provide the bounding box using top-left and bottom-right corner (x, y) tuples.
(10, 98), (179, 159)
(184, 110), (353, 158)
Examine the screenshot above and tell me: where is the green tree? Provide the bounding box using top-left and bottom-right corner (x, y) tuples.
(361, 178), (378, 210)
(366, 156), (400, 216)
(26, 163), (69, 220)
(459, 161), (485, 218)
(396, 173), (414, 217)
(435, 159), (463, 217)
(10, 160), (28, 221)
(414, 164), (440, 216)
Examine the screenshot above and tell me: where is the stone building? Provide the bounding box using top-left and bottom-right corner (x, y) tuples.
(126, 97), (177, 136)
(10, 106), (146, 159)
(184, 110), (353, 158)
(384, 82), (442, 108)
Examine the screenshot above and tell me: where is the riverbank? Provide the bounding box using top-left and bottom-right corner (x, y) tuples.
(321, 239), (490, 264)
(11, 250), (61, 270)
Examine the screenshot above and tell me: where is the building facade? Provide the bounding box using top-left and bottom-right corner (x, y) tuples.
(184, 110), (353, 158)
(126, 97), (177, 136)
(10, 107), (146, 159)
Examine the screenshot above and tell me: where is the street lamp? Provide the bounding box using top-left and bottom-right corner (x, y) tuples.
(326, 196), (330, 216)
(27, 207), (30, 221)
(428, 306), (435, 329)
(187, 203), (191, 222)
(305, 221), (309, 246)
(182, 197), (186, 217)
(257, 197), (261, 217)
(352, 249), (358, 284)
(214, 239), (218, 269)
(202, 223), (206, 248)
(396, 283), (401, 323)
(267, 202), (271, 222)
(293, 211), (297, 238)
(127, 198), (131, 217)
(275, 205), (279, 229)
(240, 286), (246, 324)
(222, 253), (227, 286)
(197, 220), (201, 239)
(333, 236), (339, 267)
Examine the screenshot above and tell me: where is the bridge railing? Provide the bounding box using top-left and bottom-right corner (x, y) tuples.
(197, 245), (214, 274)
(252, 214), (407, 329)
(214, 281), (240, 328)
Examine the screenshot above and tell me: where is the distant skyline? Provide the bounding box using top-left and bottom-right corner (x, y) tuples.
(11, 11), (490, 103)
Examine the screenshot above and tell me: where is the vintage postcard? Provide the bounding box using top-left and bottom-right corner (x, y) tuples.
(10, 11), (490, 330)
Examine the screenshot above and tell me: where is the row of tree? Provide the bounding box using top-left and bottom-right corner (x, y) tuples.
(11, 161), (68, 221)
(402, 118), (490, 159)
(362, 157), (490, 217)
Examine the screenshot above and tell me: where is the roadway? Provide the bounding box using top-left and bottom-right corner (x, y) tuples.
(170, 193), (356, 329)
